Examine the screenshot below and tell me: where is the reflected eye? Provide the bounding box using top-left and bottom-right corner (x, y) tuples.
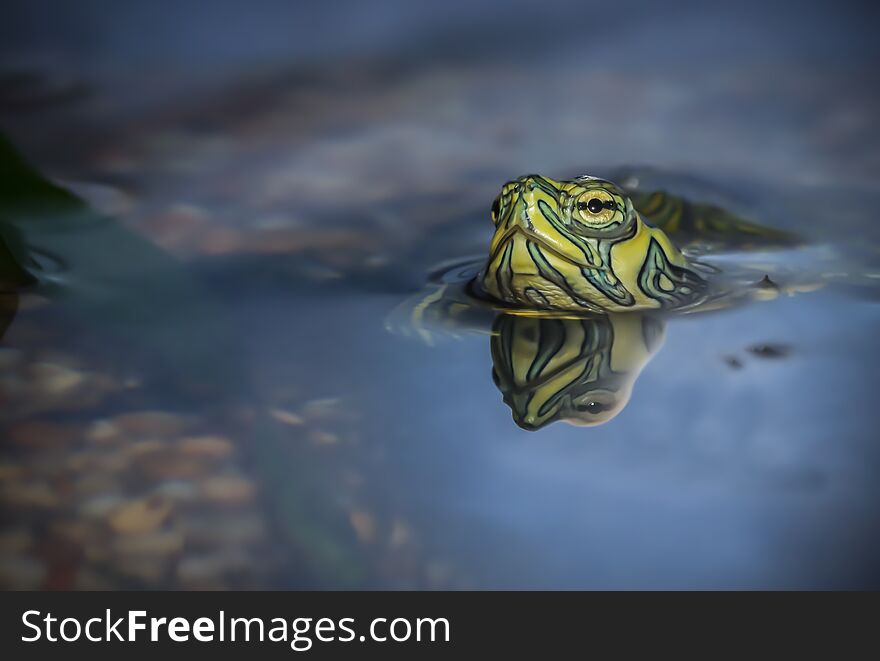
(577, 198), (606, 214)
(575, 401), (610, 414)
(491, 196), (501, 222)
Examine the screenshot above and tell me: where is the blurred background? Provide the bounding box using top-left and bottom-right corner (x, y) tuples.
(0, 0), (879, 590)
(3, 0), (879, 221)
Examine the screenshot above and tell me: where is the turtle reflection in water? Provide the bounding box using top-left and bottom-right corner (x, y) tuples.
(491, 313), (664, 430)
(391, 172), (817, 430)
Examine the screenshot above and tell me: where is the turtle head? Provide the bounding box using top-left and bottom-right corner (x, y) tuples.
(487, 174), (638, 262)
(480, 173), (705, 312)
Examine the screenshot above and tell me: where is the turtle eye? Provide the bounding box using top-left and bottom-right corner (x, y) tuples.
(577, 198), (607, 214)
(491, 196), (501, 223)
(571, 190), (625, 231)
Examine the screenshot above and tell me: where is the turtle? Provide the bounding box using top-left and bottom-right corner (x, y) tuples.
(388, 171), (838, 431)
